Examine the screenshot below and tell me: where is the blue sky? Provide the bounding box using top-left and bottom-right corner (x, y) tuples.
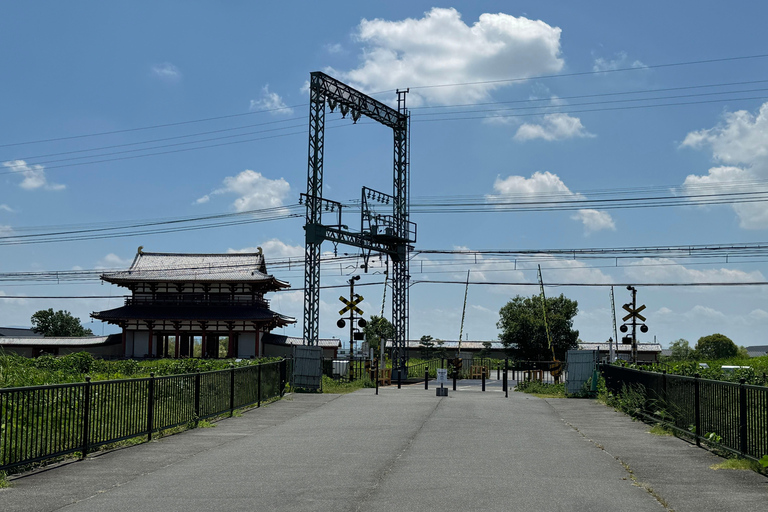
(3, 1), (768, 349)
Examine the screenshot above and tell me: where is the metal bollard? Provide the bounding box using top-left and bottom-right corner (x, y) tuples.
(425, 368), (429, 390)
(482, 368), (486, 392)
(453, 370), (457, 391)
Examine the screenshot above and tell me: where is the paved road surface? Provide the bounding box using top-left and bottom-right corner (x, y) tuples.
(1, 378), (766, 511)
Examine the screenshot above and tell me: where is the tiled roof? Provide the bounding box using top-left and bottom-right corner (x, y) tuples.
(0, 335), (118, 347)
(579, 342), (662, 353)
(262, 333), (341, 348)
(385, 340), (506, 350)
(0, 327), (42, 337)
(101, 251), (289, 286)
(92, 304), (295, 325)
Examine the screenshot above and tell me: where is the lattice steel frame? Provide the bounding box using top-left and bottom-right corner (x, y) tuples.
(303, 72), (411, 374)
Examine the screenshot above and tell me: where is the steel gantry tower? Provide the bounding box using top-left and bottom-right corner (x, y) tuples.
(302, 72), (415, 381)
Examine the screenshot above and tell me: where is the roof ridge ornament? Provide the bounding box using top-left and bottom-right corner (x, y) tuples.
(138, 245), (144, 254)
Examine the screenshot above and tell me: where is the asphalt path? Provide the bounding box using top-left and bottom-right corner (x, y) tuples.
(1, 377), (766, 511)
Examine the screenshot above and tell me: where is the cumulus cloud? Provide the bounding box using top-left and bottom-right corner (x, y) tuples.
(97, 253), (133, 269)
(325, 43), (344, 54)
(250, 85), (293, 114)
(152, 62), (181, 82)
(570, 209), (616, 233)
(200, 169), (290, 212)
(514, 113), (595, 141)
(623, 258), (764, 283)
(681, 102), (768, 228)
(228, 239), (304, 259)
(490, 171), (615, 233)
(333, 7), (564, 105)
(593, 51), (646, 72)
(3, 160), (64, 190)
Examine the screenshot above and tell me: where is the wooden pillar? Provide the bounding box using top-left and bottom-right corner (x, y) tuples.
(120, 323), (127, 357)
(174, 322), (181, 358)
(227, 323), (235, 358)
(200, 322), (208, 358)
(147, 322), (154, 358)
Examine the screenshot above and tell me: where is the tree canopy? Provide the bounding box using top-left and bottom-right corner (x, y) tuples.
(363, 315), (394, 352)
(668, 338), (694, 361)
(695, 333), (738, 360)
(31, 309), (93, 337)
(497, 294), (579, 361)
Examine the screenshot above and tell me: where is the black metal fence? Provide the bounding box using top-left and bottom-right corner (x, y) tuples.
(601, 364), (768, 461)
(0, 359), (288, 472)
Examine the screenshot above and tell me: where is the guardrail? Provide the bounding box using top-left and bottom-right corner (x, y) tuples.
(600, 364), (768, 461)
(0, 359), (288, 472)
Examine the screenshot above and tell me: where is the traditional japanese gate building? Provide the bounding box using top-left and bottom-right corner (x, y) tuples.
(92, 249), (294, 359)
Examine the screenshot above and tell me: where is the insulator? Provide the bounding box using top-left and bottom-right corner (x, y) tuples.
(328, 99), (337, 112)
(329, 205), (334, 212)
(298, 196), (303, 205)
(340, 104), (349, 118)
(385, 198), (389, 204)
(352, 110), (362, 123)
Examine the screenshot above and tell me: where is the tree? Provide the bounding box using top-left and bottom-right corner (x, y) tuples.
(478, 341), (493, 358)
(31, 308), (93, 337)
(497, 294), (579, 361)
(668, 338), (693, 361)
(419, 335), (435, 359)
(695, 333), (738, 360)
(363, 315), (394, 353)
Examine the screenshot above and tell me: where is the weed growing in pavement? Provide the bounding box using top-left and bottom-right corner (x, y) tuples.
(649, 424), (674, 436)
(710, 457), (761, 471)
(515, 380), (566, 398)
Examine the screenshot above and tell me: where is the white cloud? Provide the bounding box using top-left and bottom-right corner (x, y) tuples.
(570, 209), (616, 233)
(0, 204), (14, 213)
(514, 113), (594, 141)
(325, 43), (344, 54)
(194, 195), (210, 205)
(152, 62), (181, 82)
(681, 102), (768, 228)
(228, 239), (304, 259)
(0, 225), (14, 237)
(2, 160), (65, 191)
(623, 258), (764, 283)
(490, 171), (615, 234)
(334, 7), (564, 105)
(593, 51), (646, 72)
(250, 85), (293, 115)
(202, 169), (290, 212)
(96, 253), (133, 269)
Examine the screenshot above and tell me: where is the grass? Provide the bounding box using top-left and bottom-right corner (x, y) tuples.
(648, 423), (674, 436)
(514, 381), (567, 398)
(321, 375), (375, 394)
(710, 457), (761, 471)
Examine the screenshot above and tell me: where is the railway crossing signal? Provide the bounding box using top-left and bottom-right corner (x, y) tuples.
(622, 303), (646, 322)
(339, 294), (364, 316)
(619, 286), (649, 363)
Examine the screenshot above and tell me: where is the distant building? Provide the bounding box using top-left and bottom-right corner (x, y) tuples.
(262, 333), (341, 359)
(383, 340), (507, 359)
(91, 249), (295, 359)
(578, 341), (662, 363)
(744, 345), (768, 358)
(0, 327), (42, 338)
(0, 332), (121, 358)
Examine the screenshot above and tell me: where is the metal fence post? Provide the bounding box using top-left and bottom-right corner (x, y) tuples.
(257, 364), (262, 408)
(504, 358), (509, 398)
(280, 359), (287, 396)
(739, 378), (748, 455)
(81, 376), (91, 459)
(375, 359), (379, 395)
(147, 373), (155, 441)
(694, 373), (701, 447)
(194, 371), (201, 426)
(230, 364), (236, 417)
(662, 370), (667, 404)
